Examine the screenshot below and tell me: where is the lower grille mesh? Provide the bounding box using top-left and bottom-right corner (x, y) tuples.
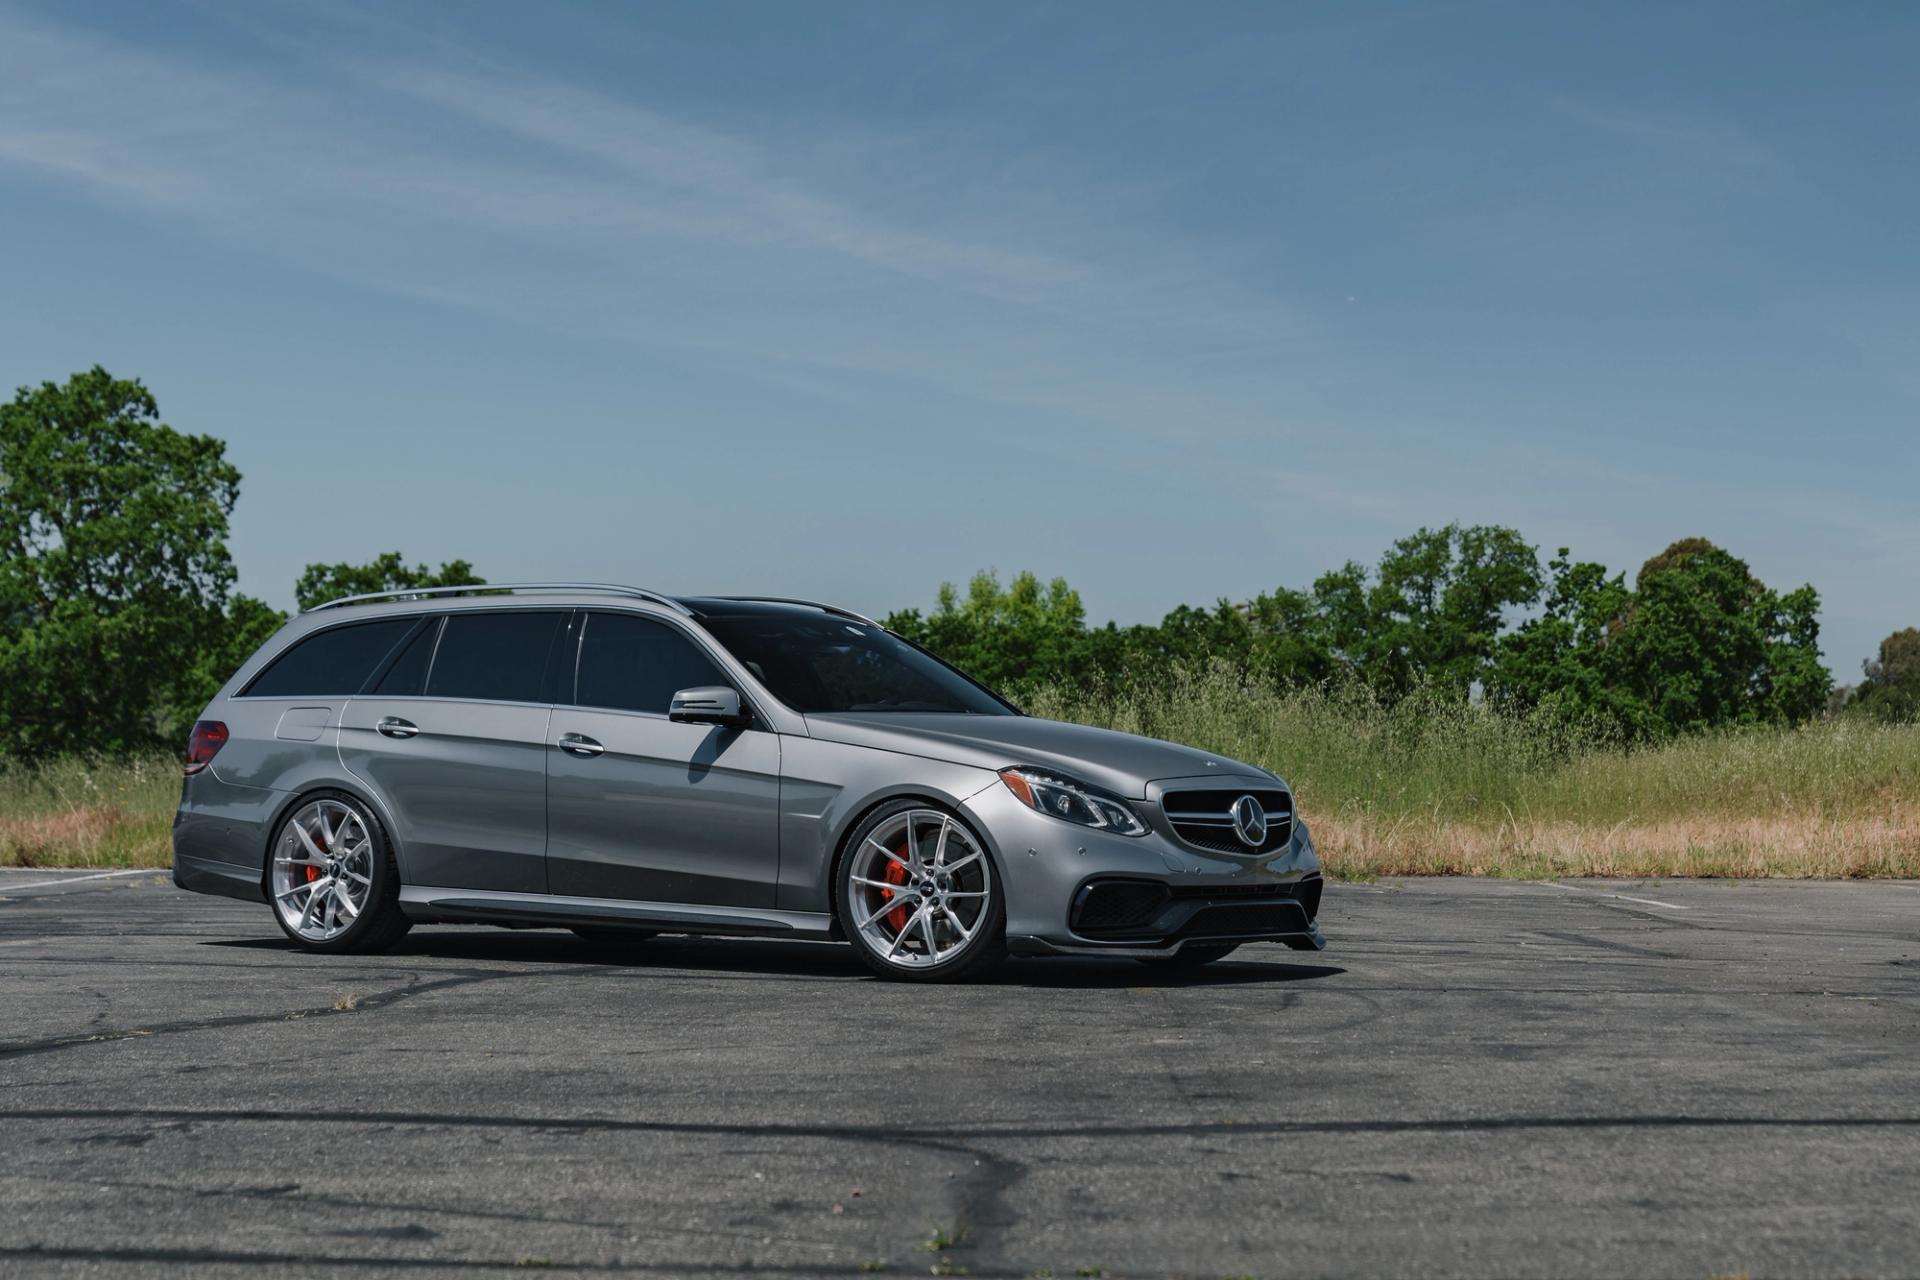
(1185, 901), (1309, 939)
(1072, 875), (1323, 938)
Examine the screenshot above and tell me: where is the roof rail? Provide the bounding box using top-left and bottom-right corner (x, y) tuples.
(703, 596), (880, 627)
(305, 583), (693, 615)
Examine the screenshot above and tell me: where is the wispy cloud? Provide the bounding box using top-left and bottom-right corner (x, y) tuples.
(0, 6), (1305, 439)
(1549, 94), (1782, 172)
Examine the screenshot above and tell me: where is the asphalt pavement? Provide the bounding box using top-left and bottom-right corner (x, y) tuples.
(2, 866), (1917, 1278)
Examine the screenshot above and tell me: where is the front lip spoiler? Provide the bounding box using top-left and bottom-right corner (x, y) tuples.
(1006, 922), (1327, 958)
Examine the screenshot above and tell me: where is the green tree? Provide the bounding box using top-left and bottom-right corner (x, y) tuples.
(1490, 538), (1830, 737)
(0, 368), (254, 756)
(884, 570), (1089, 693)
(1614, 540), (1828, 731)
(1852, 627), (1920, 722)
(294, 552), (485, 611)
(1364, 524), (1543, 697)
(174, 593), (288, 724)
(1488, 552), (1644, 734)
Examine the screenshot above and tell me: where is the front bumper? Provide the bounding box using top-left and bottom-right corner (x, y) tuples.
(960, 775), (1326, 957)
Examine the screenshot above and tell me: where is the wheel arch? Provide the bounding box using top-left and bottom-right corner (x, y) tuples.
(820, 788), (1008, 943)
(255, 779), (405, 898)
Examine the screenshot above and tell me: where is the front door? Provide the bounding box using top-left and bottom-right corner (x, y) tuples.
(545, 611), (781, 907)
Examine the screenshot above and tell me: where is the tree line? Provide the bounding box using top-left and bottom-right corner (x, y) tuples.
(2, 368), (1914, 759)
(883, 531), (1843, 741)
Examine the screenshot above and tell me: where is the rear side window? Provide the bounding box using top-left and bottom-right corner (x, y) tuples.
(243, 620), (416, 698)
(370, 618), (441, 696)
(425, 612), (562, 704)
(575, 612), (730, 715)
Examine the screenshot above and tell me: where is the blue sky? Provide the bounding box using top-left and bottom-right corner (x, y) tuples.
(2, 1), (1914, 677)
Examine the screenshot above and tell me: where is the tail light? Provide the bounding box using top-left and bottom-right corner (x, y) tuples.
(184, 720), (228, 776)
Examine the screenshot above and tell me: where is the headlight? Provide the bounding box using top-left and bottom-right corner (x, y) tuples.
(998, 767), (1147, 837)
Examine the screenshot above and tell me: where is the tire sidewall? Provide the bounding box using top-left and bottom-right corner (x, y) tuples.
(835, 798), (1005, 981)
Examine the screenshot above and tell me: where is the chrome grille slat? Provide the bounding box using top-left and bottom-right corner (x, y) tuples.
(1160, 787), (1294, 855)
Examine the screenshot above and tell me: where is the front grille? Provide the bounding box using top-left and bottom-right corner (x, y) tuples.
(1071, 880), (1171, 935)
(1161, 788), (1294, 855)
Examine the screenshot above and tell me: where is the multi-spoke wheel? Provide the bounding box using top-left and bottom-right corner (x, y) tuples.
(838, 801), (1004, 982)
(269, 792), (410, 953)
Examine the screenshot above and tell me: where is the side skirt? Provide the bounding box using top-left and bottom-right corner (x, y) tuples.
(398, 885), (835, 939)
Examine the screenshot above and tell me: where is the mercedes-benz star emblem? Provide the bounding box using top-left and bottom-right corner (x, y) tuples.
(1229, 794), (1268, 848)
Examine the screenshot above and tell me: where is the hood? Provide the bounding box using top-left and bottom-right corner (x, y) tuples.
(802, 712), (1272, 799)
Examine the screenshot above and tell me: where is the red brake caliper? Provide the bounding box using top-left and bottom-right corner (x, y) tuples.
(304, 822), (324, 883)
(881, 841), (910, 932)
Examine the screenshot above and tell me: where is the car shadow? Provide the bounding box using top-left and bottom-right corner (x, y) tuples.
(204, 930), (1343, 987)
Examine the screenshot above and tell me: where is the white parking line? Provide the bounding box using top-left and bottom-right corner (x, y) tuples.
(1534, 880), (1692, 911)
(0, 868), (163, 894)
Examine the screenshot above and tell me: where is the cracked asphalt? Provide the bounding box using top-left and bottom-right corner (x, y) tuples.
(2, 869), (1917, 1278)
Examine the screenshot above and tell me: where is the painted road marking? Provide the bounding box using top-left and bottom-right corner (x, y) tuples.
(1536, 880), (1692, 911)
(0, 868), (163, 894)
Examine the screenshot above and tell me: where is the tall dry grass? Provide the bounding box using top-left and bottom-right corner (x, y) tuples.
(0, 756), (178, 868)
(1029, 672), (1920, 879)
(3, 680), (1916, 877)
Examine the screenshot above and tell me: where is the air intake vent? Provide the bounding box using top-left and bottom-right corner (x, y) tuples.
(1070, 880), (1172, 935)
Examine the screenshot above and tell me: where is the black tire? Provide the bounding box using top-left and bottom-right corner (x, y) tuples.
(835, 799), (1006, 983)
(1135, 944), (1238, 969)
(269, 789), (412, 954)
(570, 926), (659, 946)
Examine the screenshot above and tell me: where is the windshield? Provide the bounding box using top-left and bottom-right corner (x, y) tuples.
(696, 615), (1017, 715)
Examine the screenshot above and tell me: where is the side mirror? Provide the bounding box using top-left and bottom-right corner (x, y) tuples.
(669, 686), (750, 729)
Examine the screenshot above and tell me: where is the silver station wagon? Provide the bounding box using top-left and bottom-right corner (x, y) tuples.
(173, 584), (1326, 981)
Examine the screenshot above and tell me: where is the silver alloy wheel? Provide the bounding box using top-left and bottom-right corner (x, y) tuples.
(846, 808), (992, 970)
(271, 799), (374, 943)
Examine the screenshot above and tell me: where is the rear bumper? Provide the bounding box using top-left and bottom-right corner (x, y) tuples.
(171, 850), (267, 903)
(171, 771), (277, 903)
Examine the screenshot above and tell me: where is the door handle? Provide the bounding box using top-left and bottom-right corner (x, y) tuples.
(377, 716), (420, 739)
(557, 732), (604, 757)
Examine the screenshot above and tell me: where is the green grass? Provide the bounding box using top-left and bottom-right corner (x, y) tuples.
(4, 677), (1917, 877)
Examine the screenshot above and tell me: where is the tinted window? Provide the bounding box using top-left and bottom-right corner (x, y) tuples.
(425, 612), (562, 703)
(371, 618), (440, 696)
(697, 616), (1015, 715)
(575, 612), (730, 715)
(244, 620), (415, 698)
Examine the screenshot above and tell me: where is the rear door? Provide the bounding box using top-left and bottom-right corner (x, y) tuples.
(340, 609), (566, 894)
(545, 610), (781, 907)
